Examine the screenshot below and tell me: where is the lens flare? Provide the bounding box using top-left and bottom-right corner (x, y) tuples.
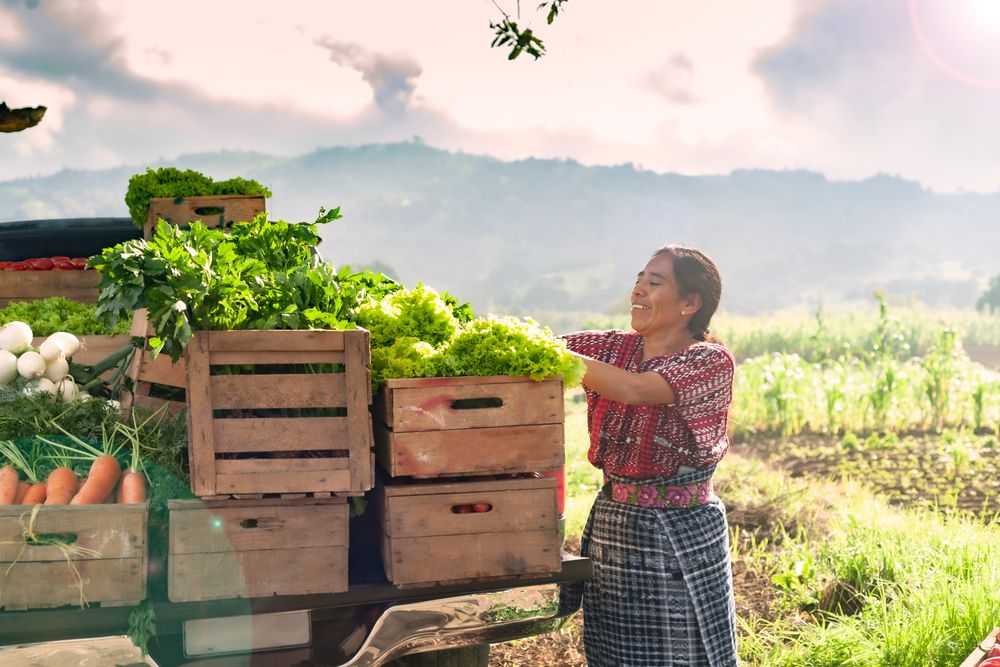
(908, 0), (1000, 88)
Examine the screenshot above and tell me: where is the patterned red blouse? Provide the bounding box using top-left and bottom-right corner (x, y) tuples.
(564, 330), (735, 480)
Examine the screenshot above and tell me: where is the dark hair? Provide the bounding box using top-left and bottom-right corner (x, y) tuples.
(653, 245), (722, 342)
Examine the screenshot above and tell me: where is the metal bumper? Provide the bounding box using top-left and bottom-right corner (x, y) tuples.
(339, 583), (577, 666)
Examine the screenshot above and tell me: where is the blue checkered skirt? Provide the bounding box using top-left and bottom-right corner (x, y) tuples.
(562, 484), (738, 666)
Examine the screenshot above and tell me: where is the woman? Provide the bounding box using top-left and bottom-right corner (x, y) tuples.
(562, 245), (738, 667)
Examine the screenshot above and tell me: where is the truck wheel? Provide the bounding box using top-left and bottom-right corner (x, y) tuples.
(388, 644), (490, 666)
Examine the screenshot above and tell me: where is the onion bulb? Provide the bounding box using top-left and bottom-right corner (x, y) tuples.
(44, 355), (69, 382)
(35, 378), (58, 396)
(39, 338), (65, 362)
(0, 350), (17, 386)
(0, 321), (33, 354)
(46, 332), (80, 358)
(57, 377), (79, 402)
(16, 351), (46, 380)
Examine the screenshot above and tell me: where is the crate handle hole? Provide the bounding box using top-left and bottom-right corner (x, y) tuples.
(240, 519), (259, 529)
(450, 397), (504, 410)
(194, 206), (225, 216)
(451, 503), (492, 514)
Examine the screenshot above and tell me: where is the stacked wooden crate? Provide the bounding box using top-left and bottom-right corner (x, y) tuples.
(143, 194), (266, 239)
(0, 270), (101, 309)
(373, 375), (565, 586)
(164, 328), (374, 602)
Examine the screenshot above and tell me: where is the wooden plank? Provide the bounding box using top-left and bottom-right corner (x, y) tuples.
(214, 458), (350, 474)
(213, 417), (349, 453)
(186, 332), (218, 496)
(385, 488), (557, 538)
(170, 503), (347, 554)
(139, 351), (186, 387)
(132, 393), (186, 415)
(0, 558), (146, 610)
(383, 375), (538, 389)
(0, 270), (101, 291)
(209, 373), (346, 410)
(0, 504), (147, 561)
(381, 379), (563, 432)
(384, 531), (560, 586)
(145, 195), (266, 239)
(377, 423), (564, 478)
(207, 329), (347, 353)
(345, 330), (373, 493)
(168, 546), (347, 602)
(211, 350), (345, 365)
(383, 475), (555, 498)
(215, 470), (352, 495)
(130, 308), (149, 337)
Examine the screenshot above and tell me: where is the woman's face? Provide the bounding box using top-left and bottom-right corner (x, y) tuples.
(630, 254), (700, 337)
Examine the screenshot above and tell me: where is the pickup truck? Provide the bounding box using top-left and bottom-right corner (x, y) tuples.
(0, 217), (591, 666)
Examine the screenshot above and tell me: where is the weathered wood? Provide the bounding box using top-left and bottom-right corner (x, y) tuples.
(214, 458), (349, 474)
(186, 332), (217, 496)
(207, 329), (347, 353)
(214, 417), (349, 453)
(212, 350), (345, 365)
(382, 375), (541, 389)
(379, 477), (560, 586)
(145, 194), (266, 239)
(346, 330), (373, 492)
(375, 423), (564, 478)
(0, 270), (101, 307)
(215, 470), (353, 495)
(210, 373), (346, 410)
(168, 498), (347, 602)
(377, 378), (563, 432)
(0, 503), (148, 610)
(138, 351), (186, 387)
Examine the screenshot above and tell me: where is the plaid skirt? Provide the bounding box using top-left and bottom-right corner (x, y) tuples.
(561, 482), (738, 666)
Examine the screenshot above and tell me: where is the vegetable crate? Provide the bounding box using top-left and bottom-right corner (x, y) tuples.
(185, 329), (374, 497)
(168, 496), (348, 602)
(0, 503), (148, 610)
(0, 269), (101, 308)
(960, 627), (1000, 667)
(373, 376), (564, 479)
(145, 195), (266, 239)
(376, 475), (561, 587)
(121, 309), (187, 417)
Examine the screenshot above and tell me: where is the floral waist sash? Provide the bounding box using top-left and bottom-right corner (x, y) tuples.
(605, 476), (714, 509)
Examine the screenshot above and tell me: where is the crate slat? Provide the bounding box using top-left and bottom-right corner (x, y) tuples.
(215, 470), (353, 495)
(145, 195), (266, 239)
(0, 270), (101, 307)
(386, 487), (556, 538)
(214, 417), (349, 452)
(139, 351), (187, 387)
(212, 350), (345, 365)
(207, 329), (347, 353)
(376, 423), (564, 479)
(187, 332), (218, 495)
(209, 373), (346, 410)
(214, 457), (349, 474)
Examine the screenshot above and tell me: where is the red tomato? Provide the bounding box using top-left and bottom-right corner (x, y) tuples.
(27, 258), (54, 270)
(9, 262), (28, 271)
(49, 256), (70, 262)
(70, 258), (90, 270)
(0, 262), (9, 270)
(452, 504), (473, 514)
(53, 260), (76, 271)
(472, 503), (492, 513)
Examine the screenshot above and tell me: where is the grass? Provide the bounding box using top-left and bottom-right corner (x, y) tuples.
(560, 392), (1000, 667)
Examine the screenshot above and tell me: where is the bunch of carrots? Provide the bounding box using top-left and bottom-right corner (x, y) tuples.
(0, 423), (146, 506)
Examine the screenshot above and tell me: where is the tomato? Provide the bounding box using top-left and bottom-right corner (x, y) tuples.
(70, 258), (90, 270)
(53, 260), (76, 271)
(49, 256), (70, 262)
(27, 258), (54, 270)
(0, 262), (9, 270)
(9, 262), (28, 271)
(452, 504), (473, 514)
(472, 503), (492, 513)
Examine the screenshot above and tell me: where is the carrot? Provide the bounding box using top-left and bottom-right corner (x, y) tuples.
(14, 480), (30, 504)
(117, 469), (147, 504)
(44, 467), (78, 505)
(0, 464), (18, 504)
(70, 455), (121, 504)
(22, 482), (47, 505)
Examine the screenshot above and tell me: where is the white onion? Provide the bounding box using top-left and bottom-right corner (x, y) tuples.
(44, 355), (69, 382)
(57, 377), (79, 402)
(39, 338), (66, 362)
(0, 321), (33, 354)
(16, 351), (47, 379)
(36, 378), (58, 396)
(0, 350), (17, 386)
(46, 332), (81, 358)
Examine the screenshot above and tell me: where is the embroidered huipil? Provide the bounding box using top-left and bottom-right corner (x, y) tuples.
(563, 330), (735, 480)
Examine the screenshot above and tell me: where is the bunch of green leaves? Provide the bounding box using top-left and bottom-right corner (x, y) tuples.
(92, 209), (382, 360)
(371, 337), (441, 388)
(435, 316), (585, 386)
(124, 167), (271, 229)
(357, 283), (461, 349)
(0, 393), (120, 444)
(0, 297), (130, 336)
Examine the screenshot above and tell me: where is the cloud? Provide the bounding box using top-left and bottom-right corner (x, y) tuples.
(314, 37), (422, 115)
(646, 52), (699, 105)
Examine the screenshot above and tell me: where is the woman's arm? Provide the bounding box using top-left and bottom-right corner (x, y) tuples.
(573, 351), (676, 406)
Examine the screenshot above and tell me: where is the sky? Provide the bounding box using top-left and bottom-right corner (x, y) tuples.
(3, 0), (1000, 191)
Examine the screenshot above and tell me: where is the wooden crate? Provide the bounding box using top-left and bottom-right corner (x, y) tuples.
(185, 329), (373, 497)
(0, 269), (101, 308)
(121, 309), (187, 417)
(960, 627), (1000, 667)
(373, 376), (564, 479)
(145, 195), (266, 239)
(377, 476), (561, 586)
(168, 497), (348, 602)
(0, 503), (148, 610)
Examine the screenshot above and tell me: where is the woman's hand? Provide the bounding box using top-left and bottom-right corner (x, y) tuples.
(572, 351), (676, 406)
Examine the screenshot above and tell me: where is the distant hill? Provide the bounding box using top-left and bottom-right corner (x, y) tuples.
(2, 142), (997, 322)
